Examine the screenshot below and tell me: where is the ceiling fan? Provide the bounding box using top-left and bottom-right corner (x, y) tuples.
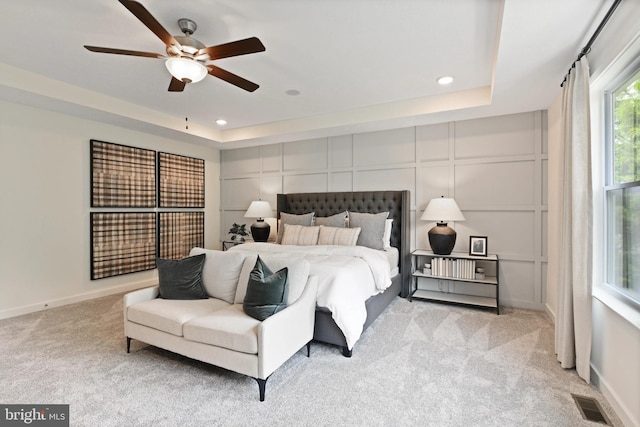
(84, 0), (265, 92)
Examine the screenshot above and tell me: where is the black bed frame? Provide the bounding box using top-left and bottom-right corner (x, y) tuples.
(277, 190), (411, 357)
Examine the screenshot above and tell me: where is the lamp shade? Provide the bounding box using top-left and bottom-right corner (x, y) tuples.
(244, 201), (274, 219)
(420, 197), (465, 223)
(421, 197), (465, 255)
(165, 57), (208, 83)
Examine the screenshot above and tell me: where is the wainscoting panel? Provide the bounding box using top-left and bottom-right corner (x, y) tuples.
(353, 127), (415, 166)
(283, 173), (328, 193)
(261, 144), (281, 173)
(354, 168), (416, 193)
(416, 122), (450, 162)
(219, 110), (548, 310)
(455, 161), (536, 207)
(284, 138), (328, 171)
(221, 146), (261, 177)
(454, 112), (537, 159)
(221, 178), (261, 210)
(330, 135), (353, 168)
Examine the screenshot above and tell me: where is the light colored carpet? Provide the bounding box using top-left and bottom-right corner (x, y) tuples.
(0, 294), (622, 426)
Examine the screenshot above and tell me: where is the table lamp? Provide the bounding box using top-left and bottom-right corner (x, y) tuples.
(244, 201), (274, 242)
(420, 196), (465, 255)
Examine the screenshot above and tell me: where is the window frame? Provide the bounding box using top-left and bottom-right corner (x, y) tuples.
(602, 57), (640, 307)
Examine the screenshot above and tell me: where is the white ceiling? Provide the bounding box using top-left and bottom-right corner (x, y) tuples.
(0, 0), (610, 149)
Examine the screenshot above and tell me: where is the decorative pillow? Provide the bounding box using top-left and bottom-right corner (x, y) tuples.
(281, 224), (320, 246)
(348, 211), (389, 250)
(314, 211), (348, 227)
(277, 212), (315, 243)
(243, 256), (289, 321)
(189, 247), (245, 303)
(317, 226), (361, 246)
(235, 255), (310, 304)
(383, 219), (394, 248)
(156, 254), (208, 300)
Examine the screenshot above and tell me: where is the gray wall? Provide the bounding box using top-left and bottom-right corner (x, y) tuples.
(220, 110), (547, 310)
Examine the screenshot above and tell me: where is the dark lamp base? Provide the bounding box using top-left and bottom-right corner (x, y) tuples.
(251, 219), (271, 242)
(428, 223), (457, 255)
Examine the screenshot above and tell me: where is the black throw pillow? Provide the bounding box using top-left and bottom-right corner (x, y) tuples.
(243, 256), (289, 321)
(156, 253), (208, 300)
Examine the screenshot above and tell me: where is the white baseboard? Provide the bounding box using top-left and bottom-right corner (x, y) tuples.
(544, 303), (556, 324)
(591, 365), (640, 427)
(0, 279), (157, 320)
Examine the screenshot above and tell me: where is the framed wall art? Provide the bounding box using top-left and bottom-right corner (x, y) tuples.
(158, 212), (205, 260)
(90, 212), (157, 279)
(158, 152), (205, 208)
(90, 140), (156, 207)
(469, 236), (488, 257)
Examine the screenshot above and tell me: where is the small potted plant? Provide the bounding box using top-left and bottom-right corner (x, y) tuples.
(228, 223), (249, 242)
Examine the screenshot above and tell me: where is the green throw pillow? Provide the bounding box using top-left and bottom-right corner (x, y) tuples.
(243, 256), (289, 321)
(157, 253), (208, 300)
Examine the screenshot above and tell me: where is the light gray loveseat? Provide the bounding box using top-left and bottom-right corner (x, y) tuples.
(123, 247), (318, 401)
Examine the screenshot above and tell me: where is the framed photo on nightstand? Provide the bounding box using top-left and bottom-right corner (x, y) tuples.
(469, 236), (488, 257)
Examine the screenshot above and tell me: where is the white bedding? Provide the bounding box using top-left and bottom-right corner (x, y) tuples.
(228, 242), (392, 349)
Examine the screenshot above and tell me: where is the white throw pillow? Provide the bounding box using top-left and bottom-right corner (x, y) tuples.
(383, 219), (394, 248)
(189, 247), (246, 304)
(234, 254), (311, 304)
(281, 224), (320, 246)
(317, 226), (361, 246)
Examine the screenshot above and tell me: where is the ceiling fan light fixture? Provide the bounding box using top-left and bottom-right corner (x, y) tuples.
(165, 57), (208, 83)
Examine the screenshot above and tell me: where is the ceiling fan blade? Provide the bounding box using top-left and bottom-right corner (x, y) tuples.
(199, 37), (265, 61)
(168, 77), (186, 92)
(207, 65), (259, 92)
(118, 0), (181, 49)
(84, 45), (164, 58)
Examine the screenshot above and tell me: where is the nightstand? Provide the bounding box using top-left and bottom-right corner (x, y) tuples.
(411, 249), (500, 314)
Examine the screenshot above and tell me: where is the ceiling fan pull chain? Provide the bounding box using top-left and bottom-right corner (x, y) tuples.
(185, 88), (189, 130)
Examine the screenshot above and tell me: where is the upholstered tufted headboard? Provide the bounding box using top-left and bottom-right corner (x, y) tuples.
(277, 190), (411, 297)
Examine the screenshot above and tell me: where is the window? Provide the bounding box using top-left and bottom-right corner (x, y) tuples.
(605, 66), (640, 303)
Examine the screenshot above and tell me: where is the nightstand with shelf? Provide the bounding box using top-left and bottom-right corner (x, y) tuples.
(411, 249), (500, 314)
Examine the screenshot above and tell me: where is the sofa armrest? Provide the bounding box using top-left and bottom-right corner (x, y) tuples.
(123, 286), (159, 308)
(257, 276), (318, 378)
(123, 286), (159, 337)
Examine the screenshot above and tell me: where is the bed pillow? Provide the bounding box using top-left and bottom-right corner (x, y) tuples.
(348, 211), (389, 250)
(189, 247), (245, 303)
(383, 219), (394, 248)
(281, 224), (320, 246)
(156, 254), (208, 300)
(314, 211), (348, 227)
(243, 256), (289, 321)
(277, 212), (315, 243)
(235, 255), (310, 304)
(317, 226), (361, 246)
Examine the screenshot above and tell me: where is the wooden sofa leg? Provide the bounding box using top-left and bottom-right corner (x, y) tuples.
(256, 378), (268, 402)
(126, 337), (131, 353)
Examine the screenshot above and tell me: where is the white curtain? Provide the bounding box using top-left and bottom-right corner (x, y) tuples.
(553, 56), (593, 382)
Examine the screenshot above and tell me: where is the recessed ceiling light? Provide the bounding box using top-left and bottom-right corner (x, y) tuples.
(437, 76), (454, 85)
(216, 119), (227, 126)
(285, 89), (301, 96)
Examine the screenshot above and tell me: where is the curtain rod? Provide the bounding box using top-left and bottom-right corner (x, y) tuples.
(560, 0), (623, 87)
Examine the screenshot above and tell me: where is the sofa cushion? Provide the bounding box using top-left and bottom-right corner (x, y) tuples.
(189, 247), (245, 303)
(183, 305), (260, 354)
(243, 256), (289, 321)
(127, 298), (229, 336)
(156, 254), (207, 300)
(234, 255), (310, 305)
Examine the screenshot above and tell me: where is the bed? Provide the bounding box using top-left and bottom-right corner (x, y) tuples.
(231, 190), (410, 357)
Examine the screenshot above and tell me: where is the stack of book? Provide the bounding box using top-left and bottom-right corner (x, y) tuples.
(428, 258), (477, 280)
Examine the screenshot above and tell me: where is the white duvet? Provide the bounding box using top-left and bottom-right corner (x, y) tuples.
(228, 243), (392, 349)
